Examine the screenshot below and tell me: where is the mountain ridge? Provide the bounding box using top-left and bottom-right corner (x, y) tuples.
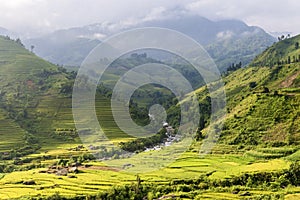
(24, 15), (275, 70)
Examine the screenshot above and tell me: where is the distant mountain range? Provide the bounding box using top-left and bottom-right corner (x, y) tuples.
(23, 15), (276, 71)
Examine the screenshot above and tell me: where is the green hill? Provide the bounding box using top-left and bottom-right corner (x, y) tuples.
(0, 36), (79, 154)
(251, 34), (300, 68)
(189, 35), (300, 160)
(224, 35), (300, 146)
(0, 34), (299, 199)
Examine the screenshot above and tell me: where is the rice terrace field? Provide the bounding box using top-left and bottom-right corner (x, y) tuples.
(1, 2), (300, 199)
(0, 144), (296, 199)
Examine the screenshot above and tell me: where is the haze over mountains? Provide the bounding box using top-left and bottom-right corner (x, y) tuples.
(21, 15), (276, 71)
(0, 27), (9, 36)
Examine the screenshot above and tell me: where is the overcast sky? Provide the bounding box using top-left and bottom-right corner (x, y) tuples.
(0, 0), (299, 37)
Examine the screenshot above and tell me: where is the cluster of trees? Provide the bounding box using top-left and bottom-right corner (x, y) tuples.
(3, 35), (37, 52)
(96, 83), (112, 98)
(92, 146), (127, 160)
(120, 128), (168, 152)
(130, 53), (147, 59)
(277, 34), (291, 41)
(0, 162), (43, 173)
(171, 63), (204, 89)
(226, 62), (242, 73)
(275, 54), (300, 66)
(38, 69), (61, 79)
(0, 144), (40, 161)
(129, 99), (150, 126)
(252, 52), (300, 68)
(111, 53), (160, 70)
(55, 153), (95, 168)
(54, 128), (78, 139)
(0, 132), (40, 162)
(2, 35), (25, 47)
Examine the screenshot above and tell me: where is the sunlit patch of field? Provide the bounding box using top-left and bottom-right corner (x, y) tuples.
(0, 168), (135, 199)
(0, 139), (295, 199)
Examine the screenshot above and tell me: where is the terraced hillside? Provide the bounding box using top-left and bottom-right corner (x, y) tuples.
(0, 36), (79, 152)
(220, 65), (300, 146)
(0, 34), (299, 199)
(0, 108), (26, 152)
(0, 36), (133, 153)
(192, 35), (300, 159)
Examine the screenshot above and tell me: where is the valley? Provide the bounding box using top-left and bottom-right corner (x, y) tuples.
(0, 30), (299, 200)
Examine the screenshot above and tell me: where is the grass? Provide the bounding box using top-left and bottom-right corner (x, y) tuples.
(285, 149), (300, 161)
(245, 147), (298, 159)
(286, 194), (300, 200)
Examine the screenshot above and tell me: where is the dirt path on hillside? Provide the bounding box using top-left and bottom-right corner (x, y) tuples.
(280, 71), (300, 87)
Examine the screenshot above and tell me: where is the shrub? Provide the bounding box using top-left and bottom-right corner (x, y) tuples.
(249, 81), (257, 88)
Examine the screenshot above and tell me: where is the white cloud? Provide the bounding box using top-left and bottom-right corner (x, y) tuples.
(185, 0), (300, 34)
(216, 31), (234, 40)
(143, 7), (168, 22)
(93, 33), (106, 39)
(1, 0), (40, 8)
(0, 0), (299, 37)
(77, 33), (107, 40)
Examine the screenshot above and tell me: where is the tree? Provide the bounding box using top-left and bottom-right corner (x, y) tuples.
(60, 81), (73, 94)
(30, 45), (35, 53)
(15, 38), (24, 47)
(226, 62), (242, 72)
(262, 87), (269, 93)
(295, 42), (299, 50)
(286, 161), (300, 186)
(198, 115), (205, 130)
(195, 129), (203, 141)
(4, 35), (11, 40)
(237, 61), (242, 68)
(249, 82), (257, 88)
(136, 174), (141, 194)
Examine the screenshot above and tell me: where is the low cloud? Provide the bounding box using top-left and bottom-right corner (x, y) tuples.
(0, 0), (299, 37)
(216, 31), (235, 40)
